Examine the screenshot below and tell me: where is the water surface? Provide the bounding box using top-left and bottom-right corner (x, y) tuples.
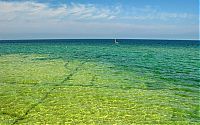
(0, 39), (199, 124)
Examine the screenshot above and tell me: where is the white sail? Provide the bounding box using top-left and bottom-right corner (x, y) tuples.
(114, 39), (119, 44)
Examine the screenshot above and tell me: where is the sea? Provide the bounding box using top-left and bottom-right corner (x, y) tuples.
(0, 39), (199, 124)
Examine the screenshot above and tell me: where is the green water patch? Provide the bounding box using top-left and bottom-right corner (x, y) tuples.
(63, 61), (149, 90)
(0, 54), (68, 85)
(0, 113), (17, 125)
(0, 53), (199, 124)
(16, 86), (176, 124)
(0, 53), (198, 92)
(0, 83), (53, 124)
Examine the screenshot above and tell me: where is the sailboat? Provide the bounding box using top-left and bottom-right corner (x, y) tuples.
(114, 39), (119, 44)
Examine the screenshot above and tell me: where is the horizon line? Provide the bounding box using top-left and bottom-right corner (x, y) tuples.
(0, 38), (199, 41)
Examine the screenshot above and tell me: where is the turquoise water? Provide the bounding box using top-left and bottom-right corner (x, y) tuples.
(0, 39), (199, 124)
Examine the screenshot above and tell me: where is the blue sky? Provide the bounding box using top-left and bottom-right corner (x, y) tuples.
(0, 0), (199, 40)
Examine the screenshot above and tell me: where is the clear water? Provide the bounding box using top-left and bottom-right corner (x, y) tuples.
(0, 39), (199, 124)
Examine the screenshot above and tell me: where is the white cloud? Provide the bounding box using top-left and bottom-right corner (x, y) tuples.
(0, 1), (120, 22)
(0, 1), (195, 22)
(122, 5), (195, 20)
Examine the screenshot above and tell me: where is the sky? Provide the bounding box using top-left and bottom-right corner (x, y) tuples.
(0, 0), (199, 40)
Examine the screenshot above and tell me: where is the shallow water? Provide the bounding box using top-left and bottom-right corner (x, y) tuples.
(0, 39), (199, 124)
